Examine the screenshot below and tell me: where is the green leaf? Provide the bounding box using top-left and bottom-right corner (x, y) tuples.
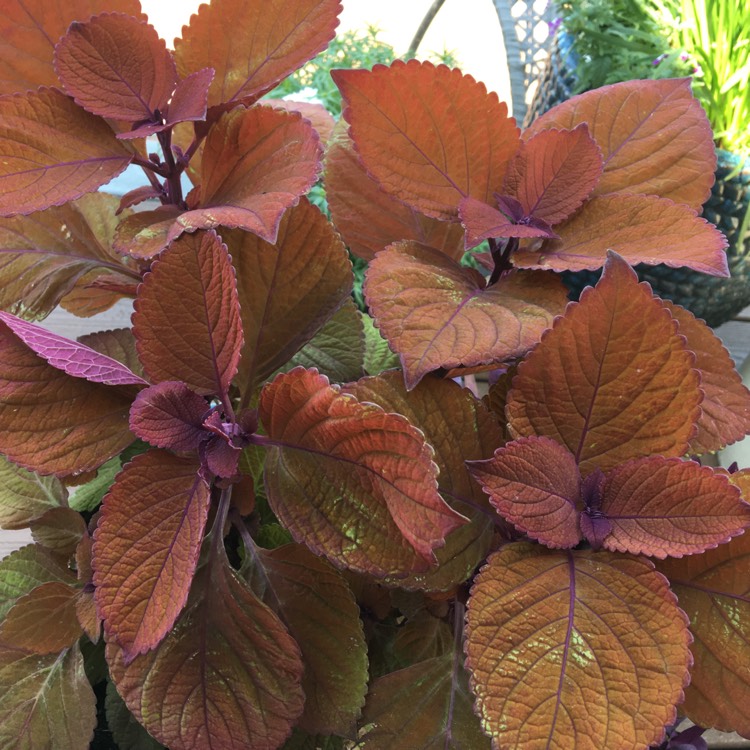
(0, 543), (77, 619)
(0, 643), (96, 750)
(105, 682), (165, 750)
(247, 543), (368, 735)
(358, 653), (490, 749)
(68, 456), (121, 513)
(0, 454), (66, 529)
(282, 298), (365, 383)
(362, 313), (399, 376)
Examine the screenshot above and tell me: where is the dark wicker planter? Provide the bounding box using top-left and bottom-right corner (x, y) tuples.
(527, 35), (750, 327)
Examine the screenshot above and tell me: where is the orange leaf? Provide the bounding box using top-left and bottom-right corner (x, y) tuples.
(324, 127), (465, 261)
(267, 99), (335, 144)
(658, 513), (750, 736)
(514, 194), (729, 276)
(0, 581), (82, 654)
(259, 368), (467, 576)
(524, 78), (715, 209)
(0, 643), (96, 750)
(132, 229), (243, 395)
(92, 451), (210, 659)
(468, 436), (582, 548)
(0, 193), (140, 321)
(184, 105), (321, 241)
(466, 542), (691, 749)
(507, 252), (702, 473)
(600, 457), (750, 557)
(108, 558), (304, 750)
(358, 654), (490, 749)
(250, 543), (368, 735)
(345, 373), (502, 591)
(55, 13), (176, 123)
(0, 319), (134, 476)
(663, 300), (750, 454)
(365, 241), (567, 389)
(503, 125), (603, 224)
(0, 0), (145, 95)
(0, 88), (132, 216)
(229, 199), (352, 394)
(174, 0), (341, 109)
(334, 60), (520, 220)
(112, 205), (182, 260)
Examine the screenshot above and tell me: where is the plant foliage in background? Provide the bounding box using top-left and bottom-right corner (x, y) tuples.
(0, 1), (749, 749)
(555, 0), (750, 154)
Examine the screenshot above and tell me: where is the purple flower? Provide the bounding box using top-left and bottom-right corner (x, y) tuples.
(548, 16), (563, 35)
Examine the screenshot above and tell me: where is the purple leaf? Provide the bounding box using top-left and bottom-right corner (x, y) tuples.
(0, 311), (147, 386)
(668, 724), (708, 750)
(129, 381), (209, 452)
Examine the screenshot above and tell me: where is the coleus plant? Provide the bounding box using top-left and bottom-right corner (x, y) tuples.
(0, 3), (749, 750)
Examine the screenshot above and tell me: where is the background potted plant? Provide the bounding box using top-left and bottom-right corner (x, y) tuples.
(0, 1), (749, 749)
(531, 0), (750, 327)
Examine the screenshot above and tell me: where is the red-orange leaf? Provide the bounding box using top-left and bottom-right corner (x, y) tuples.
(503, 125), (603, 224)
(108, 557), (305, 750)
(112, 205), (182, 260)
(507, 253), (702, 474)
(524, 78), (716, 209)
(658, 517), (750, 736)
(514, 194), (729, 276)
(174, 0), (342, 108)
(0, 319), (134, 476)
(259, 368), (467, 577)
(93, 451), (209, 659)
(334, 60), (520, 220)
(0, 193), (140, 320)
(229, 199), (352, 395)
(0, 0), (145, 95)
(365, 241), (567, 389)
(0, 581), (82, 653)
(468, 436), (582, 548)
(0, 88), (132, 216)
(55, 13), (177, 123)
(600, 457), (750, 557)
(345, 373), (502, 591)
(0, 643), (96, 750)
(188, 105), (321, 241)
(133, 229), (242, 395)
(358, 654), (490, 749)
(663, 300), (750, 454)
(466, 542), (691, 749)
(267, 99), (335, 144)
(250, 543), (368, 735)
(324, 128), (465, 261)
